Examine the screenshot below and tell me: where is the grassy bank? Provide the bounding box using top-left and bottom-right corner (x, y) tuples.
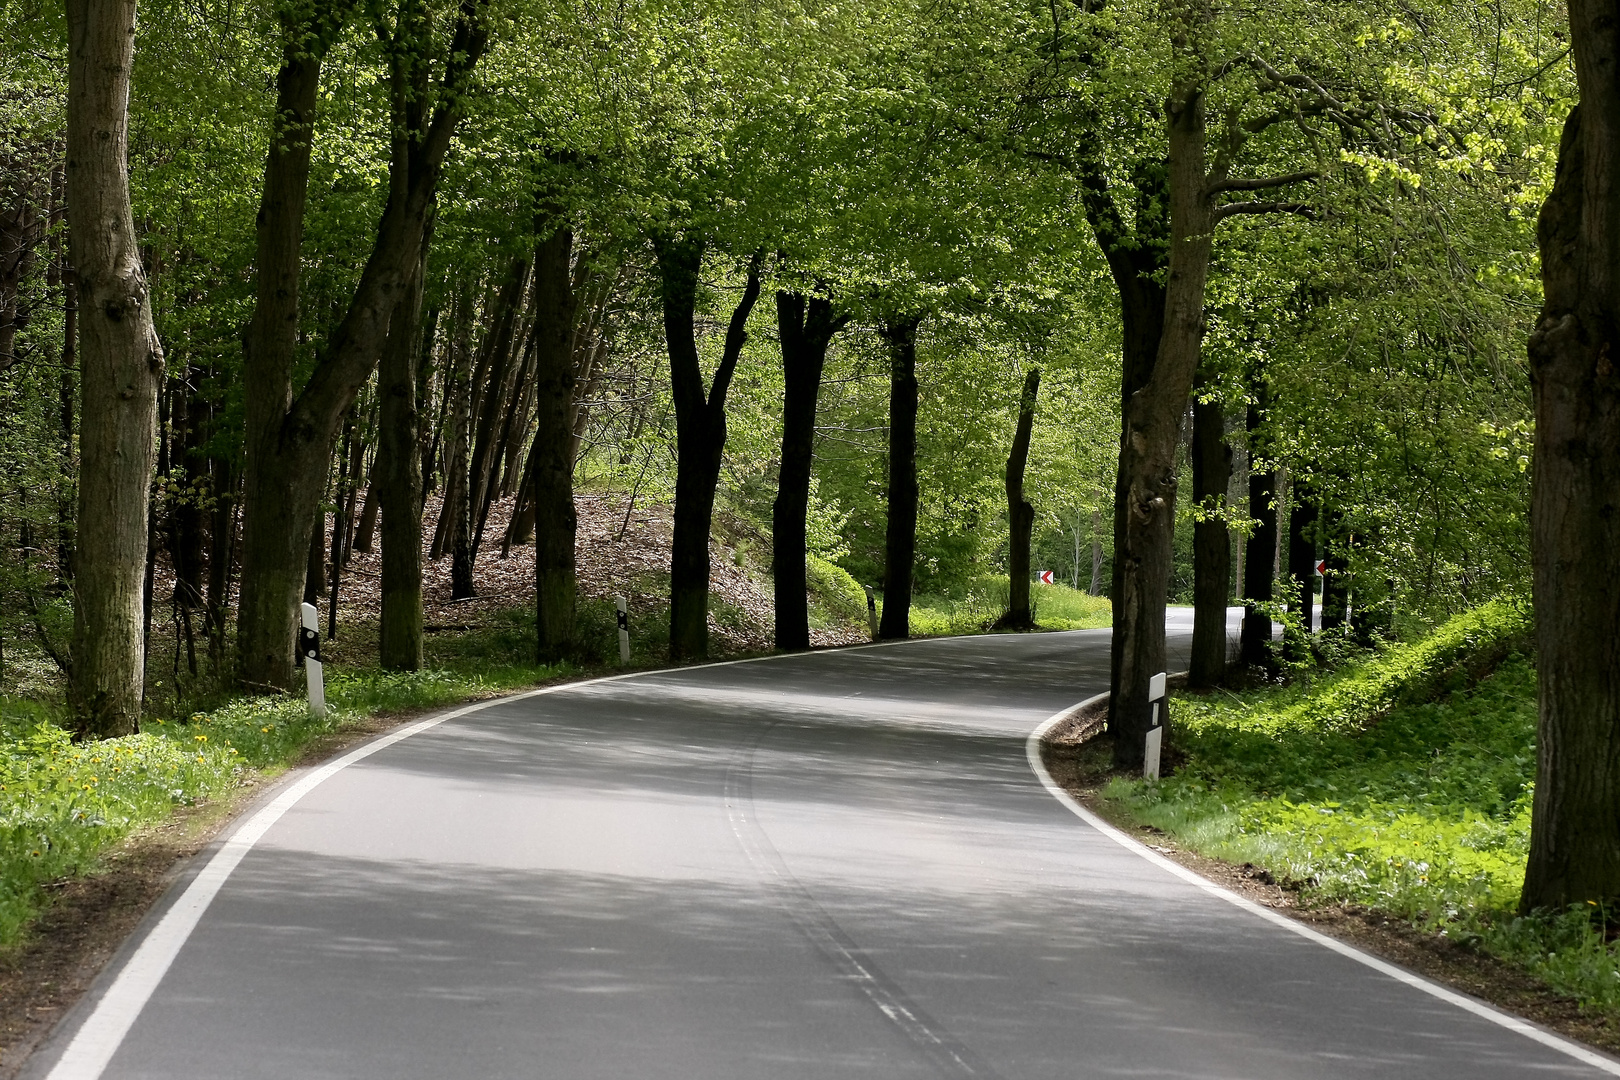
(1099, 600), (1620, 1010)
(906, 577), (1112, 635)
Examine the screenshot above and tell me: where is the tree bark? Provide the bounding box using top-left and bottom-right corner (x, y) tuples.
(1286, 476), (1317, 634)
(64, 0), (165, 735)
(1002, 367), (1041, 628)
(656, 237), (761, 661)
(466, 255), (530, 557)
(529, 223), (578, 661)
(878, 314), (922, 640)
(1110, 31), (1213, 768)
(376, 227), (429, 670)
(1189, 373), (1231, 686)
(773, 290), (847, 651)
(1522, 6), (1620, 908)
(1240, 393), (1277, 667)
(236, 0), (487, 690)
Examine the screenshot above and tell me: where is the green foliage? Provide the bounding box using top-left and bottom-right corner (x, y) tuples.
(807, 554), (868, 628)
(1102, 601), (1620, 1010)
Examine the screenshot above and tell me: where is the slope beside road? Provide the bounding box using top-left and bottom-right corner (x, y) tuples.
(23, 619), (1620, 1079)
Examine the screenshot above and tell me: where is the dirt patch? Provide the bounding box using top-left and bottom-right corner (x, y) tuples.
(1040, 726), (1620, 1057)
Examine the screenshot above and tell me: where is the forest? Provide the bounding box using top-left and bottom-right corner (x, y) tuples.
(5, 0), (1620, 1014)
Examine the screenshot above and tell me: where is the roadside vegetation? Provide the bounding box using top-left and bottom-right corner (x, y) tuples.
(1096, 602), (1620, 1011)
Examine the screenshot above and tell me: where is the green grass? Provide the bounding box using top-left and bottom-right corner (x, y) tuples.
(1100, 599), (1620, 1010)
(903, 576), (1111, 635)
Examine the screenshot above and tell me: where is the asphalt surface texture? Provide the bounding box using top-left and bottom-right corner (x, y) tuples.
(25, 611), (1619, 1079)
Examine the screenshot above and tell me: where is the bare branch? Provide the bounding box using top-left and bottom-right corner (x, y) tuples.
(1213, 200), (1316, 222)
(1209, 170), (1318, 195)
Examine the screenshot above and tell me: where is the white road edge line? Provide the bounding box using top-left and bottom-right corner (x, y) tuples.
(1025, 693), (1620, 1077)
(39, 629), (1022, 1080)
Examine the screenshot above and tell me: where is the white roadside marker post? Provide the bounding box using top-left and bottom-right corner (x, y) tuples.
(863, 586), (879, 640)
(616, 595), (630, 665)
(1144, 670), (1167, 780)
(299, 602), (326, 718)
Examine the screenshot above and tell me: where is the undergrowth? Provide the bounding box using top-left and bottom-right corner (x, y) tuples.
(1102, 599), (1620, 1011)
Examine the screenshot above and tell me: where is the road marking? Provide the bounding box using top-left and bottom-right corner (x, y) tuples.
(724, 724), (999, 1078)
(1025, 697), (1620, 1078)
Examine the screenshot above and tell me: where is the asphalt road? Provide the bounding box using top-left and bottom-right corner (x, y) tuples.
(26, 614), (1620, 1079)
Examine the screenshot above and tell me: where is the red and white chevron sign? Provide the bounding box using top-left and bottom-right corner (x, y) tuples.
(1037, 570), (1054, 585)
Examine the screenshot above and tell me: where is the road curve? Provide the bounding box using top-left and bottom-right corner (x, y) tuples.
(24, 622), (1619, 1079)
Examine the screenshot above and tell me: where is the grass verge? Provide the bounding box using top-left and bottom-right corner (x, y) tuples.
(1090, 598), (1620, 1022)
(905, 577), (1112, 635)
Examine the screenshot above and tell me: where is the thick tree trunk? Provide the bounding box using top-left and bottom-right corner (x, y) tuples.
(1110, 51), (1213, 768)
(656, 237), (761, 662)
(1189, 376), (1231, 686)
(1002, 367), (1041, 628)
(878, 314), (922, 640)
(376, 236), (429, 670)
(65, 0), (165, 736)
(1523, 10), (1620, 908)
(236, 2), (487, 690)
(773, 291), (846, 651)
(529, 224), (578, 661)
(1240, 394), (1277, 666)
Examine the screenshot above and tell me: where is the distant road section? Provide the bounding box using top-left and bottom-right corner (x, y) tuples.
(25, 614), (1617, 1079)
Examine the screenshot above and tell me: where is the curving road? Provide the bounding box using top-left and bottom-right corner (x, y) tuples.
(25, 618), (1620, 1079)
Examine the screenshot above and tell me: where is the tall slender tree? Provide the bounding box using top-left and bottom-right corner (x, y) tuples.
(237, 0), (489, 689)
(655, 238), (762, 661)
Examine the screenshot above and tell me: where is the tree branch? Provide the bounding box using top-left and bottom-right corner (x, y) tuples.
(1213, 200), (1316, 222)
(1208, 170), (1318, 194)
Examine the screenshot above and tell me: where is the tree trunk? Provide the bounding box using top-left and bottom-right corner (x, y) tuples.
(656, 237), (761, 662)
(1522, 27), (1620, 911)
(1240, 390), (1277, 666)
(530, 224), (578, 661)
(773, 291), (846, 651)
(1002, 366), (1041, 628)
(64, 0), (165, 736)
(1286, 475), (1317, 634)
(466, 256), (530, 557)
(1320, 506), (1349, 631)
(878, 314), (922, 640)
(235, 2), (487, 690)
(1110, 42), (1213, 768)
(377, 234), (429, 669)
(1189, 374), (1231, 686)
(1089, 508), (1103, 595)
